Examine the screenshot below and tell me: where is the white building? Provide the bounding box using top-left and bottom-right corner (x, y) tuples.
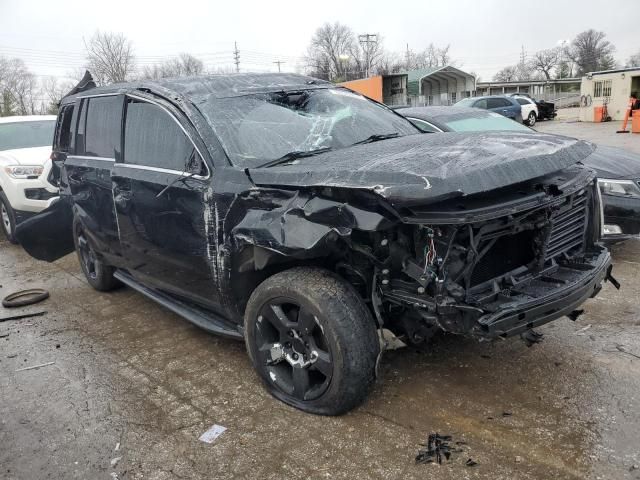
(579, 67), (640, 122)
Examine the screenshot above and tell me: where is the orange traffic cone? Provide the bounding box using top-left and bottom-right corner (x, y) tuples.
(617, 99), (633, 133)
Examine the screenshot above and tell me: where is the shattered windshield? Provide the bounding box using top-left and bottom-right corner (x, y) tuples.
(199, 87), (419, 168)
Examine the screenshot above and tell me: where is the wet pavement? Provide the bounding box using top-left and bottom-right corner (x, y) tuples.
(1, 232), (639, 480)
(536, 117), (640, 154)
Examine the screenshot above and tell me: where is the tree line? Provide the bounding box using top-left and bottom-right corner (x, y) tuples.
(494, 29), (639, 82)
(0, 31), (211, 117)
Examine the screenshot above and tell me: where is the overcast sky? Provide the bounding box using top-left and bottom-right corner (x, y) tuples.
(0, 0), (637, 82)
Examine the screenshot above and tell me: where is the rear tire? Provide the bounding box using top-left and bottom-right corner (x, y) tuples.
(527, 111), (537, 126)
(0, 192), (18, 244)
(244, 267), (379, 415)
(73, 219), (120, 291)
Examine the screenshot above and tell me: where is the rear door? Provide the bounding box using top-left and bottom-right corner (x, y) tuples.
(65, 94), (124, 264)
(112, 95), (220, 309)
(487, 98), (515, 118)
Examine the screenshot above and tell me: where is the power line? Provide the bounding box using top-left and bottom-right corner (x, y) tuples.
(358, 33), (377, 78)
(273, 60), (285, 72)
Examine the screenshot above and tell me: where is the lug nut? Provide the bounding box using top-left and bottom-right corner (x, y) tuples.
(293, 353), (299, 360)
(380, 238), (388, 246)
(417, 287), (425, 294)
(381, 279), (389, 285)
(381, 268), (389, 275)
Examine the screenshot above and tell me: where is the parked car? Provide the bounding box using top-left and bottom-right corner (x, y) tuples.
(397, 106), (640, 241)
(512, 95), (539, 126)
(508, 93), (557, 121)
(0, 115), (58, 243)
(17, 74), (613, 415)
(453, 95), (523, 123)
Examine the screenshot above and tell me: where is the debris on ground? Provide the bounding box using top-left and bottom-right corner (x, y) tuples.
(110, 456), (122, 467)
(0, 311), (46, 323)
(198, 424), (227, 444)
(515, 455), (524, 463)
(0, 333), (9, 338)
(466, 458), (478, 467)
(520, 329), (544, 347)
(415, 433), (464, 464)
(576, 324), (592, 335)
(2, 289), (49, 308)
(15, 361), (55, 372)
(502, 411), (513, 417)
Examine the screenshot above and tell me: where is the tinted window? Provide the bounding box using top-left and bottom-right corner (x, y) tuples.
(54, 105), (74, 152)
(124, 99), (196, 172)
(0, 120), (55, 151)
(474, 99), (488, 109)
(76, 96), (122, 158)
(487, 98), (511, 109)
(515, 98), (530, 106)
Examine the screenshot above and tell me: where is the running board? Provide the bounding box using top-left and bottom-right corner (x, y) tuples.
(113, 270), (243, 340)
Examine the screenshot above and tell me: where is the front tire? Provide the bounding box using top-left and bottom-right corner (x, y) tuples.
(244, 267), (379, 415)
(0, 192), (18, 244)
(527, 111), (537, 126)
(73, 219), (120, 291)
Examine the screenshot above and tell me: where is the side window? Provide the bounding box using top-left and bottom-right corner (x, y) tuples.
(54, 104), (74, 153)
(516, 98), (529, 106)
(124, 98), (203, 174)
(474, 99), (488, 109)
(76, 96), (123, 158)
(409, 118), (439, 133)
(487, 98), (509, 109)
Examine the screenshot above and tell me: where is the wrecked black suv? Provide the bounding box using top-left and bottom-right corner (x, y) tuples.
(17, 73), (614, 415)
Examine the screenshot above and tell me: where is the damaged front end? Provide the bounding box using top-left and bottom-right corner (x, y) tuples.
(236, 163), (612, 345)
(372, 165), (612, 342)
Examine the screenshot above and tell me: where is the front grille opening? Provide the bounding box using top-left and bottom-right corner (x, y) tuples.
(471, 230), (536, 286)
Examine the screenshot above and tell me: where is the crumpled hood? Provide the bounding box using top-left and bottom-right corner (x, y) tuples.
(248, 131), (595, 206)
(582, 144), (640, 179)
(0, 146), (51, 166)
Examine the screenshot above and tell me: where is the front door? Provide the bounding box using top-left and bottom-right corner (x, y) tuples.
(112, 96), (221, 310)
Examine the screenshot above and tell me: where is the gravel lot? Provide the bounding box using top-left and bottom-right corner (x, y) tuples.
(1, 120), (639, 480)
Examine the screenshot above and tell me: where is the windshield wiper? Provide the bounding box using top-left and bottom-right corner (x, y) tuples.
(352, 132), (400, 146)
(258, 146), (332, 168)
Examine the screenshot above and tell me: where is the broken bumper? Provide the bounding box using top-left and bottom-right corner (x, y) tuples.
(475, 248), (611, 338)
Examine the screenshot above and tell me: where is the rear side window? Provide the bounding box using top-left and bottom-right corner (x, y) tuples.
(123, 99), (196, 172)
(75, 96), (122, 158)
(54, 105), (74, 153)
(474, 99), (488, 109)
(487, 98), (510, 109)
(516, 98), (530, 106)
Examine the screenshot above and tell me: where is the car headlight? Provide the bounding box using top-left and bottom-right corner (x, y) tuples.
(598, 178), (640, 198)
(4, 165), (44, 179)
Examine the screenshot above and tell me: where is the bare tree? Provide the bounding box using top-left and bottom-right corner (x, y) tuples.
(627, 51), (640, 68)
(85, 31), (135, 85)
(530, 48), (560, 80)
(41, 76), (74, 114)
(305, 22), (359, 81)
(567, 29), (616, 75)
(0, 57), (38, 116)
(140, 53), (204, 80)
(406, 43), (453, 70)
(493, 65), (519, 82)
(375, 51), (405, 76)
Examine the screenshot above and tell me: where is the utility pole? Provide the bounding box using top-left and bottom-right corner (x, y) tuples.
(406, 43), (411, 71)
(358, 33), (378, 78)
(273, 60), (285, 72)
(233, 41), (240, 73)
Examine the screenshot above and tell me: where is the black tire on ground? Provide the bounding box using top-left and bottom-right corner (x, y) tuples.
(0, 191), (18, 244)
(527, 111), (537, 126)
(244, 267), (380, 415)
(73, 218), (120, 291)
